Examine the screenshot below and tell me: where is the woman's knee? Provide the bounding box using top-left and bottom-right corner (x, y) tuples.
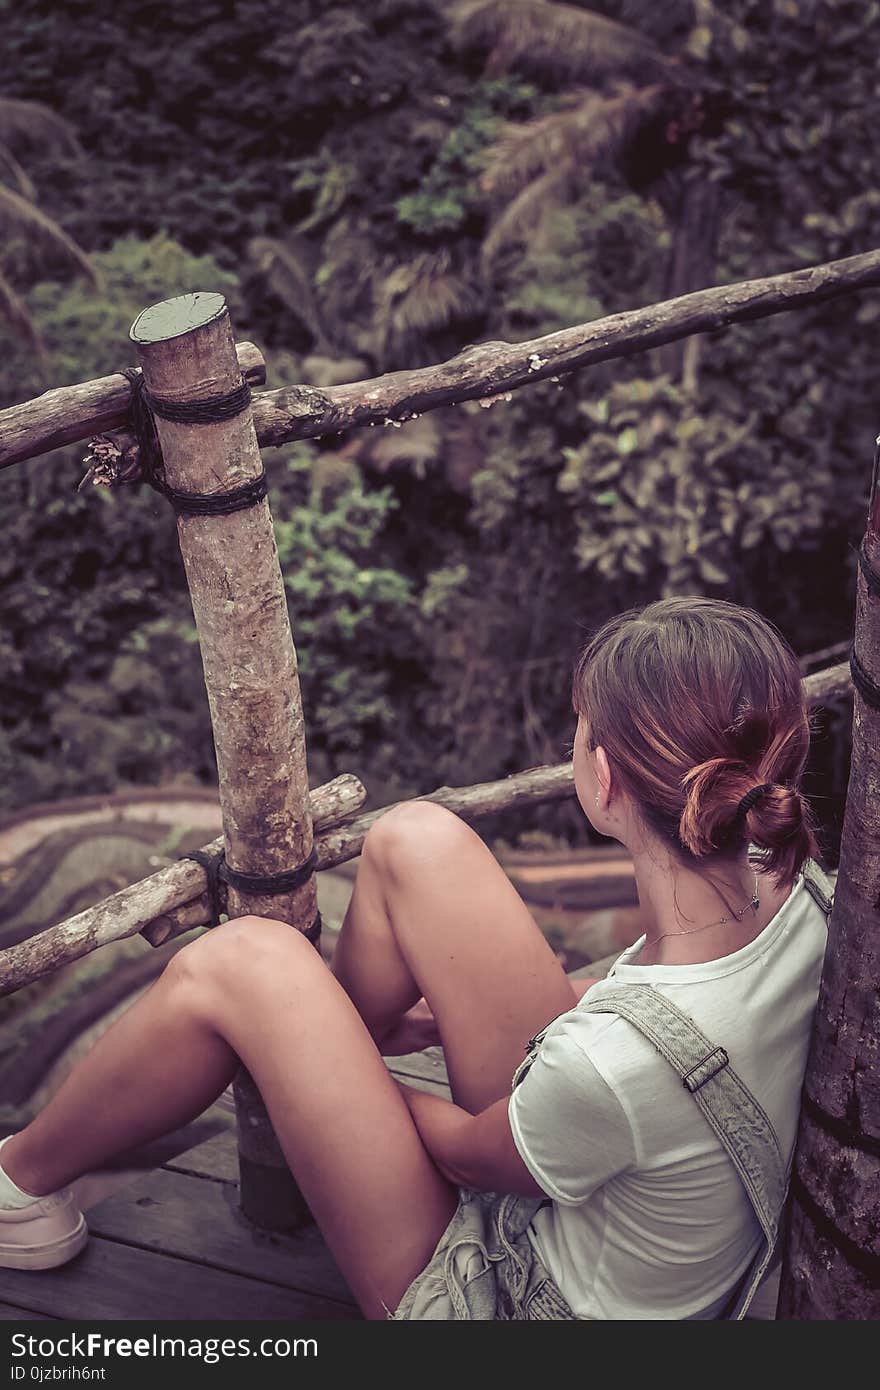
(167, 915), (315, 995)
(363, 802), (470, 884)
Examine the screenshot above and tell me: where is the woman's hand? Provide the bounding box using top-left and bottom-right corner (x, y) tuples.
(377, 997), (442, 1056)
(395, 1081), (545, 1198)
(396, 1083), (464, 1184)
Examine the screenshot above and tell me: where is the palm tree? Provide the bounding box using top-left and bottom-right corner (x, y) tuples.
(450, 0), (670, 87)
(0, 98), (97, 353)
(451, 0), (716, 384)
(248, 226), (484, 374)
(249, 3), (709, 379)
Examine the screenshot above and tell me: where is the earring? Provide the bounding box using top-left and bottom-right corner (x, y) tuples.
(595, 793), (600, 807)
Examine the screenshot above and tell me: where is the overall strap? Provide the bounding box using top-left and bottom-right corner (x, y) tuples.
(800, 857), (836, 921)
(580, 984), (785, 1318)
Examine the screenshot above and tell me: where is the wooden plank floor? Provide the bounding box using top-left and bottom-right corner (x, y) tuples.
(0, 1051), (452, 1322)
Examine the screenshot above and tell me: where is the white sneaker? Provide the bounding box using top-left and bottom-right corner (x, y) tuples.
(0, 1140), (88, 1271)
(0, 1188), (88, 1270)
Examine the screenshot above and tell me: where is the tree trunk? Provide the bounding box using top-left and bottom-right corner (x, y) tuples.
(658, 174), (721, 386)
(778, 441), (880, 1318)
(131, 292), (317, 1232)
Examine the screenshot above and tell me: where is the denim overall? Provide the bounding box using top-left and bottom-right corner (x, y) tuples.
(393, 859), (834, 1320)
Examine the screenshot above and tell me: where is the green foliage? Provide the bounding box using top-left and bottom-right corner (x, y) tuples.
(0, 452), (208, 807)
(0, 95), (96, 350)
(500, 189), (665, 336)
(557, 374), (835, 593)
(272, 447), (416, 772)
(0, 235), (238, 806)
(290, 152), (357, 236)
(395, 80), (539, 236)
(0, 233), (239, 401)
(0, 0), (873, 860)
(691, 0), (880, 269)
(254, 78), (542, 369)
(0, 0), (455, 264)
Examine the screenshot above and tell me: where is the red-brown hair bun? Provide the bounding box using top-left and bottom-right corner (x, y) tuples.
(573, 597), (821, 887)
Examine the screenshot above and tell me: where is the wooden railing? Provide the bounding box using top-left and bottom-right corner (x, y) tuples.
(1, 250), (877, 1317)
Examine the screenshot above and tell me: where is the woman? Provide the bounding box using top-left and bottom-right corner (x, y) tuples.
(0, 597), (829, 1319)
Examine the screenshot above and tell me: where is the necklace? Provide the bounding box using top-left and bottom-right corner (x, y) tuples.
(641, 871), (760, 957)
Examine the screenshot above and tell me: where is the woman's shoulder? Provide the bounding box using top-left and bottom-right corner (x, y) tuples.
(551, 991), (679, 1092)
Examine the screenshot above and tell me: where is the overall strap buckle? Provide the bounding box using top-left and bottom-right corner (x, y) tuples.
(682, 1046), (729, 1092)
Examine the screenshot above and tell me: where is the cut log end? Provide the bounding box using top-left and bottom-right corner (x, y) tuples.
(130, 292), (228, 346)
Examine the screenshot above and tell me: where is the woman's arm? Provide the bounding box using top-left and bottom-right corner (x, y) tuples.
(570, 975), (602, 1001)
(398, 1084), (545, 1197)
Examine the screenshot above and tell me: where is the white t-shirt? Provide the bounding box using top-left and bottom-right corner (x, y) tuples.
(508, 865), (828, 1319)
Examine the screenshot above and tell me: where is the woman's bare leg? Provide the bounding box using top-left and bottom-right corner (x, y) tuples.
(1, 919), (456, 1319)
(1, 803), (575, 1313)
(332, 802), (578, 1113)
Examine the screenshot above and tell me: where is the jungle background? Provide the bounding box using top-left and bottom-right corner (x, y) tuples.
(1, 0), (877, 864)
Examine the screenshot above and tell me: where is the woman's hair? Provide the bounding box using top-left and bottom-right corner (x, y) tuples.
(572, 596), (821, 887)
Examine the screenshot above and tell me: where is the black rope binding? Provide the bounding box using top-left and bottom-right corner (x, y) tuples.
(156, 471), (268, 518)
(849, 644), (880, 710)
(179, 847), (322, 948)
(180, 849), (226, 928)
(146, 381), (252, 426)
(120, 368), (267, 517)
(120, 367), (162, 482)
(217, 847), (318, 896)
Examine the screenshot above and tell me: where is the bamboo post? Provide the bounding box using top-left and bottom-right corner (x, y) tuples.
(778, 440), (880, 1319)
(130, 291), (316, 1232)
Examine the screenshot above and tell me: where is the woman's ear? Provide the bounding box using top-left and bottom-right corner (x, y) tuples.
(594, 745), (612, 802)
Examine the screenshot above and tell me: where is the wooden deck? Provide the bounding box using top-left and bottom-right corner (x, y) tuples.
(0, 1048), (452, 1322)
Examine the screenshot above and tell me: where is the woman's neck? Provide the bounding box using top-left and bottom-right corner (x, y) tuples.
(631, 849), (793, 966)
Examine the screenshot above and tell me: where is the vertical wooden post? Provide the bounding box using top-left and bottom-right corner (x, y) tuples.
(778, 437), (880, 1318)
(131, 292), (316, 1231)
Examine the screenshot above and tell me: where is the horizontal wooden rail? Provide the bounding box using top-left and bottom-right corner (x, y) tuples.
(0, 773), (366, 997)
(0, 342), (266, 471)
(2, 251), (879, 471)
(0, 660), (852, 995)
(250, 249), (880, 448)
